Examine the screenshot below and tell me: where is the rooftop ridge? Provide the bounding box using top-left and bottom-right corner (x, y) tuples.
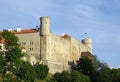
(0, 28), (38, 34)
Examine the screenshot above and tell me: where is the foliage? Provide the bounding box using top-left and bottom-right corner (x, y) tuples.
(49, 70), (91, 82)
(93, 55), (108, 71)
(49, 71), (71, 82)
(98, 67), (112, 82)
(0, 30), (26, 81)
(2, 74), (21, 82)
(34, 63), (49, 80)
(0, 30), (50, 82)
(17, 61), (37, 82)
(77, 57), (94, 75)
(72, 56), (110, 82)
(111, 68), (120, 82)
(1, 30), (19, 47)
(72, 56), (120, 82)
(71, 70), (91, 82)
(0, 52), (4, 74)
(0, 30), (24, 74)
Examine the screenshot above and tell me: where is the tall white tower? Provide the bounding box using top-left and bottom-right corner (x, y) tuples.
(82, 38), (92, 52)
(40, 16), (50, 35)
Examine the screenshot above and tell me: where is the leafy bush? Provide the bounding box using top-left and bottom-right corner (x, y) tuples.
(71, 70), (91, 82)
(17, 61), (37, 82)
(49, 70), (90, 82)
(34, 63), (49, 80)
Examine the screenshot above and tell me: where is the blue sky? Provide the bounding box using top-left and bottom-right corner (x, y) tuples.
(0, 0), (120, 68)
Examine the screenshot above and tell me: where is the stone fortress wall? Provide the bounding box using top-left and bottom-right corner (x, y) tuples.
(14, 16), (92, 73)
(16, 32), (41, 62)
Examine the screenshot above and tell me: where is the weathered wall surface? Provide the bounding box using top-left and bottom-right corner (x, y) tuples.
(16, 32), (41, 61)
(47, 33), (71, 73)
(16, 31), (91, 73)
(45, 33), (91, 73)
(70, 38), (91, 61)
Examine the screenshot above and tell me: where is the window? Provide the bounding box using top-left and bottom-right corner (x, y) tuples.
(21, 42), (26, 45)
(30, 48), (33, 51)
(30, 41), (33, 45)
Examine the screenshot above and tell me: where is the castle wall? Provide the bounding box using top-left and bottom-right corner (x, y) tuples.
(79, 42), (91, 53)
(69, 37), (91, 63)
(0, 16), (93, 74)
(70, 38), (80, 62)
(15, 31), (91, 73)
(16, 32), (41, 61)
(46, 33), (71, 73)
(40, 32), (92, 73)
(13, 16), (92, 74)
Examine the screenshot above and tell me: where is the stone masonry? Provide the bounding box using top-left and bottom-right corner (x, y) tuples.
(1, 16), (92, 73)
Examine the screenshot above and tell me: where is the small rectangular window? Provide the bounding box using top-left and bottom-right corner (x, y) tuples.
(30, 48), (33, 51)
(21, 42), (26, 45)
(30, 41), (33, 45)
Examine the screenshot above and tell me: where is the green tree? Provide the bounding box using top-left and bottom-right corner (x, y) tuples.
(49, 70), (91, 82)
(17, 61), (37, 82)
(34, 63), (49, 80)
(73, 57), (98, 82)
(76, 57), (94, 75)
(50, 71), (71, 82)
(71, 70), (91, 82)
(93, 55), (108, 71)
(0, 30), (24, 71)
(1, 30), (19, 47)
(0, 52), (4, 74)
(111, 68), (120, 82)
(99, 67), (112, 82)
(0, 30), (25, 81)
(73, 56), (112, 82)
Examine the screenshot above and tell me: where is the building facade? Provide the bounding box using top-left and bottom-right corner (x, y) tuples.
(0, 16), (92, 73)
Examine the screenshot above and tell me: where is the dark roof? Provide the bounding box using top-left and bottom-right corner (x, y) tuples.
(81, 52), (94, 58)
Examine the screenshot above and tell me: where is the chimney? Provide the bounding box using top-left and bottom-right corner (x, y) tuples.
(16, 27), (21, 32)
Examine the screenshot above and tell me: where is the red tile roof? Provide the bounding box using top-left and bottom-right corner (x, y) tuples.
(0, 38), (6, 44)
(0, 29), (38, 44)
(13, 29), (38, 34)
(0, 29), (38, 34)
(61, 34), (71, 39)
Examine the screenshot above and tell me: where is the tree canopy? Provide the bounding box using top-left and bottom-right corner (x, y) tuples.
(0, 30), (49, 82)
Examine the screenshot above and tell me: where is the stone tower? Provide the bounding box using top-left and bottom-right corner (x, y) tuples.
(82, 38), (92, 53)
(40, 16), (50, 36)
(40, 16), (51, 65)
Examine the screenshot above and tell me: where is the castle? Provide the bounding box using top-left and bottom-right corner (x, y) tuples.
(0, 16), (92, 73)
